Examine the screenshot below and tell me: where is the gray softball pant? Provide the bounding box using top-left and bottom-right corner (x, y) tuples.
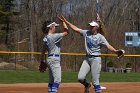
(47, 58), (61, 84)
(78, 57), (101, 85)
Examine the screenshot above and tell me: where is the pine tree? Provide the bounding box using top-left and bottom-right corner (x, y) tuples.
(0, 0), (15, 44)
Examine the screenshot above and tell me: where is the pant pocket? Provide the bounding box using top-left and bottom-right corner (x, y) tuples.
(47, 58), (60, 68)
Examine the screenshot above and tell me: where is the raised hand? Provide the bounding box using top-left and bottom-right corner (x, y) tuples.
(58, 15), (68, 23)
(96, 13), (101, 22)
(57, 16), (64, 22)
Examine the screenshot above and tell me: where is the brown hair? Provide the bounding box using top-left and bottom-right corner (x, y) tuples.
(97, 21), (106, 36)
(42, 21), (51, 34)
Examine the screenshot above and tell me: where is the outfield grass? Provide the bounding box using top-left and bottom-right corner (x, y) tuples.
(0, 70), (140, 83)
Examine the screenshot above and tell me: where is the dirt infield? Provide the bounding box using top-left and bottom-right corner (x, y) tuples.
(0, 82), (140, 93)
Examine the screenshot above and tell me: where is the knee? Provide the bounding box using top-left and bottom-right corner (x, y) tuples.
(78, 75), (85, 82)
(78, 73), (86, 84)
(78, 79), (84, 83)
(78, 74), (85, 81)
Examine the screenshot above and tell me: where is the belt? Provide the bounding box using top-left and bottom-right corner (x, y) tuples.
(48, 54), (60, 57)
(86, 55), (100, 57)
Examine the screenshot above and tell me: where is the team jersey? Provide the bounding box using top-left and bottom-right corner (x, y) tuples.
(43, 33), (63, 58)
(80, 30), (109, 55)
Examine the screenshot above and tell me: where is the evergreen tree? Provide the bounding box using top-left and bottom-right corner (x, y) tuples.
(0, 0), (15, 44)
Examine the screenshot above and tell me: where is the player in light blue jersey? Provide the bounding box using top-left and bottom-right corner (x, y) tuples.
(39, 18), (68, 93)
(59, 16), (119, 93)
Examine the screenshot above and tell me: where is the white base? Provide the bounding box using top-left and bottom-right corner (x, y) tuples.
(101, 86), (107, 90)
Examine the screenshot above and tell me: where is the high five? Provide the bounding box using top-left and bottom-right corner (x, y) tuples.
(59, 15), (118, 93)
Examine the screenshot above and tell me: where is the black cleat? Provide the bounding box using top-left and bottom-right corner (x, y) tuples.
(84, 83), (91, 93)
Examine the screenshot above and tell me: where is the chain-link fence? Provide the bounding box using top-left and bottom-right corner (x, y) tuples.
(0, 51), (140, 72)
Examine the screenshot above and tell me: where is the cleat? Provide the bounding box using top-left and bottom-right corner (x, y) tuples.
(84, 83), (91, 93)
(94, 85), (102, 93)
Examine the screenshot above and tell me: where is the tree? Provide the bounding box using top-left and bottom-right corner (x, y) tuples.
(0, 0), (15, 44)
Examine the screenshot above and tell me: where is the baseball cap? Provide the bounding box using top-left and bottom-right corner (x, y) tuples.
(47, 22), (59, 27)
(89, 21), (99, 27)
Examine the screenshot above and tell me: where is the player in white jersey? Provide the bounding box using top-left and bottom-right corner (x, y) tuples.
(40, 19), (68, 93)
(59, 16), (119, 93)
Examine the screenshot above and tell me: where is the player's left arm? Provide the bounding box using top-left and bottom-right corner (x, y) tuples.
(98, 15), (125, 58)
(100, 35), (117, 53)
(106, 44), (117, 53)
(106, 44), (125, 58)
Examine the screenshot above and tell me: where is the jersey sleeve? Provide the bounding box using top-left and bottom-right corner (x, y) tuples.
(79, 29), (88, 36)
(99, 34), (109, 46)
(53, 33), (63, 43)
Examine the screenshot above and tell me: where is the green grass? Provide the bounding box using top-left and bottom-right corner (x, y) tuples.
(0, 70), (140, 83)
(0, 70), (48, 83)
(100, 72), (140, 82)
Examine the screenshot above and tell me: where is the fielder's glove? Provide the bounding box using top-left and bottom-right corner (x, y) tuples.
(39, 61), (47, 72)
(116, 49), (125, 58)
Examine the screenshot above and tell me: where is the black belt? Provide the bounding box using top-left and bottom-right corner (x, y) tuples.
(48, 54), (60, 57)
(86, 55), (100, 57)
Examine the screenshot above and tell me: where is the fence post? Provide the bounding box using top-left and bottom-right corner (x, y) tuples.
(74, 55), (77, 72)
(14, 53), (17, 70)
(134, 56), (137, 72)
(104, 56), (108, 72)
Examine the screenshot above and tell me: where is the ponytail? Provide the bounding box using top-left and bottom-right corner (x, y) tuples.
(97, 21), (106, 36)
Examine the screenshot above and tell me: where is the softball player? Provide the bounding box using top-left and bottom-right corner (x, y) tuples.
(59, 16), (118, 93)
(40, 19), (68, 93)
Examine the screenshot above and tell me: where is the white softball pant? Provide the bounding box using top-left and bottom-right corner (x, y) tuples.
(78, 57), (101, 85)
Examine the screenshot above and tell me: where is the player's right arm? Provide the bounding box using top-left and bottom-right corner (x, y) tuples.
(62, 22), (69, 36)
(58, 16), (81, 33)
(58, 16), (69, 36)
